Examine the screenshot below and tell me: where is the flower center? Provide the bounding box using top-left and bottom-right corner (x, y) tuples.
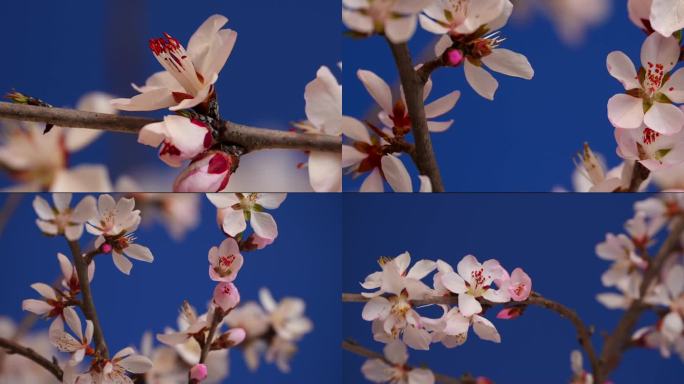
(149, 33), (204, 94)
(216, 255), (236, 276)
(643, 62), (665, 98)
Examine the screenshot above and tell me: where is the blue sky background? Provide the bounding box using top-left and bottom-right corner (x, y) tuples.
(0, 0), (339, 191)
(0, 193), (341, 383)
(343, 194), (684, 383)
(343, 1), (649, 191)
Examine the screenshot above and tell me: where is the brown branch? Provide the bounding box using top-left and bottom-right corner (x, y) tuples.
(342, 340), (468, 384)
(0, 337), (63, 380)
(342, 291), (601, 379)
(0, 102), (341, 153)
(67, 240), (109, 359)
(625, 161), (650, 192)
(199, 308), (223, 364)
(597, 216), (684, 382)
(386, 40), (445, 192)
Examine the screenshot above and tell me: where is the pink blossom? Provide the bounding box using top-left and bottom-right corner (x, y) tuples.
(506, 268), (532, 301)
(213, 282), (241, 311)
(190, 363), (208, 381)
(173, 151), (237, 192)
(496, 307), (524, 320)
(208, 238), (244, 283)
(138, 116), (213, 167)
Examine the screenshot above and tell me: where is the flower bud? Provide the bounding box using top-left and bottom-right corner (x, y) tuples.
(173, 151), (238, 192)
(212, 328), (247, 350)
(190, 363), (208, 381)
(446, 49), (465, 66)
(213, 282), (240, 311)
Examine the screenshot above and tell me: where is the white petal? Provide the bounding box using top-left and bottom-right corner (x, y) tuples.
(361, 359), (394, 382)
(360, 169), (384, 192)
(124, 244), (154, 262)
(254, 193), (287, 209)
(425, 91), (460, 118)
(607, 51), (640, 90)
(156, 332), (190, 346)
(112, 252), (133, 275)
(31, 283), (57, 300)
(383, 340), (408, 365)
(357, 70), (394, 113)
(644, 102), (684, 134)
(651, 0), (684, 37)
(662, 68), (684, 103)
(472, 315), (501, 343)
(206, 193), (240, 208)
(33, 196), (55, 220)
(362, 297), (391, 321)
(464, 60), (499, 100)
(459, 294), (483, 317)
(71, 195), (98, 222)
(63, 307), (83, 341)
(440, 272), (467, 294)
(22, 299), (53, 315)
(52, 166), (112, 192)
(385, 15), (418, 44)
(117, 354), (153, 374)
(250, 211), (278, 240)
(408, 368), (435, 384)
(381, 155), (412, 193)
(481, 49), (534, 80)
(222, 209), (247, 236)
(640, 32), (680, 74)
(342, 10), (374, 34)
(402, 325), (431, 350)
(607, 94), (644, 129)
(308, 151), (342, 192)
(111, 88), (176, 112)
(407, 260), (436, 280)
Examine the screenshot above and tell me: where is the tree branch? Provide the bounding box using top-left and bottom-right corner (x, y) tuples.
(386, 40), (445, 192)
(597, 216), (684, 382)
(342, 291), (601, 379)
(0, 337), (63, 380)
(0, 102), (341, 153)
(199, 308), (223, 365)
(67, 240), (109, 359)
(342, 340), (468, 384)
(625, 161), (650, 192)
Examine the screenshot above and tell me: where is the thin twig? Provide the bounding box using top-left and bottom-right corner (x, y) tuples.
(342, 340), (468, 384)
(199, 308), (223, 364)
(597, 216), (684, 382)
(0, 337), (63, 380)
(67, 240), (109, 359)
(625, 161), (650, 192)
(386, 40), (445, 192)
(0, 102), (341, 153)
(342, 291), (601, 379)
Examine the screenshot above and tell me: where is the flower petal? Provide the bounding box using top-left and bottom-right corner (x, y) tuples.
(464, 60), (498, 100)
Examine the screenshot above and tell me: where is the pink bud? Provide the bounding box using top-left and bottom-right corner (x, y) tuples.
(173, 151), (238, 192)
(101, 243), (112, 253)
(496, 307), (523, 320)
(190, 363), (208, 381)
(446, 49), (464, 66)
(226, 328), (247, 346)
(507, 268), (532, 301)
(213, 282), (240, 311)
(250, 234), (274, 250)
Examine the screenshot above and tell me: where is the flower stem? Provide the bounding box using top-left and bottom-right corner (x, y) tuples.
(199, 307), (224, 364)
(0, 337), (63, 380)
(386, 39), (445, 192)
(68, 240), (109, 359)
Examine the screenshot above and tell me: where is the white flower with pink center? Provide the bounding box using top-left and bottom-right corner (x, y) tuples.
(596, 233), (648, 288)
(111, 15), (237, 112)
(357, 69), (461, 134)
(361, 340), (435, 384)
(86, 195), (141, 237)
(607, 32), (684, 134)
(21, 282), (67, 319)
(436, 255), (510, 317)
(67, 347), (153, 384)
(649, 263), (684, 342)
(94, 231), (153, 276)
(33, 193), (97, 241)
(157, 302), (210, 364)
(57, 252), (94, 293)
(498, 267), (532, 302)
(259, 288), (313, 342)
(207, 193), (286, 240)
(361, 252), (435, 299)
(342, 118), (413, 192)
(428, 1), (534, 100)
(439, 305), (502, 343)
(208, 238), (243, 283)
(48, 306), (93, 366)
(615, 120), (684, 171)
(342, 0), (435, 43)
(138, 115), (213, 168)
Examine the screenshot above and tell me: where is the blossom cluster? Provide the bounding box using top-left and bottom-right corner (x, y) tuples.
(342, 0), (533, 192)
(595, 195), (684, 361)
(4, 192), (314, 383)
(357, 252), (531, 383)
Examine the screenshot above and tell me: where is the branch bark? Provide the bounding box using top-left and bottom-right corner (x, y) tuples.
(342, 340), (468, 384)
(0, 337), (63, 380)
(0, 102), (341, 153)
(625, 161), (650, 192)
(342, 291), (601, 379)
(596, 216), (684, 382)
(68, 240), (109, 359)
(386, 40), (445, 192)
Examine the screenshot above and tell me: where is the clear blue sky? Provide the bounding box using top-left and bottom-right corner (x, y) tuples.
(343, 194), (684, 383)
(343, 3), (645, 191)
(0, 0), (338, 190)
(0, 193), (342, 383)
